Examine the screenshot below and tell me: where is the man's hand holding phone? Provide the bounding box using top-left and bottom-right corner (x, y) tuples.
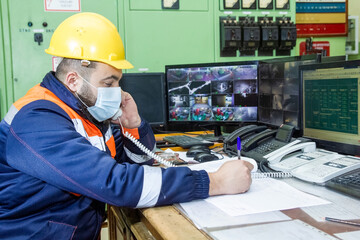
(111, 90), (141, 129)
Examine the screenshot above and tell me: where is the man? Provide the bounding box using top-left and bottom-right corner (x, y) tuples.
(0, 12), (253, 239)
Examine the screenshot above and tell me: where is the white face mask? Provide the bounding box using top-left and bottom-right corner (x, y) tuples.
(77, 75), (122, 122)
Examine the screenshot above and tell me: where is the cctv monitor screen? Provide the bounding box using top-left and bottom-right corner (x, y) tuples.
(166, 62), (258, 123)
(258, 56), (318, 129)
(119, 73), (167, 127)
(300, 61), (360, 155)
(258, 55), (346, 130)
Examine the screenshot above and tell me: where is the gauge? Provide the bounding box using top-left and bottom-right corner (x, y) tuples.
(275, 0), (289, 9)
(259, 0), (273, 9)
(224, 0), (240, 9)
(162, 0), (179, 9)
(242, 0), (256, 9)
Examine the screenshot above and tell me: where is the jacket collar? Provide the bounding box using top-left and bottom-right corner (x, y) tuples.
(40, 71), (85, 117)
(40, 72), (110, 131)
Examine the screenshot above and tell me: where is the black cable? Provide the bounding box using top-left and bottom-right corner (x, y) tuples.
(259, 160), (275, 173)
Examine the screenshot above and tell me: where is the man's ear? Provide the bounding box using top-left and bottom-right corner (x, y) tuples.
(64, 72), (81, 92)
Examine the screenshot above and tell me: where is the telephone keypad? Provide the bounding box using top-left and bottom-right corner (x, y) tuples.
(255, 142), (282, 154)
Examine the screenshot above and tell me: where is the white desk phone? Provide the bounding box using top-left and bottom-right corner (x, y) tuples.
(224, 125), (360, 184)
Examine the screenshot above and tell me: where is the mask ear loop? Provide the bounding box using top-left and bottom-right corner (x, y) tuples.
(117, 118), (175, 168)
(75, 92), (90, 108)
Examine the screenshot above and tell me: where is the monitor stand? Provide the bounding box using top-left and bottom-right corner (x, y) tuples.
(196, 125), (227, 142)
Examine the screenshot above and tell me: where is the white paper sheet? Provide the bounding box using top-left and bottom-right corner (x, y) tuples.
(302, 202), (360, 222)
(178, 200), (290, 229)
(334, 230), (360, 240)
(205, 178), (330, 216)
(209, 220), (337, 240)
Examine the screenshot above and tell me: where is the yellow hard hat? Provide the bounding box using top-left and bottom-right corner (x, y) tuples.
(45, 12), (133, 69)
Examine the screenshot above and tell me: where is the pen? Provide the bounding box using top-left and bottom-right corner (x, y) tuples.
(324, 217), (360, 227)
(237, 136), (241, 160)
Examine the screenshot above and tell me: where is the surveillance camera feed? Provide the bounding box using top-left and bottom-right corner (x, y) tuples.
(258, 59), (316, 129)
(166, 63), (258, 123)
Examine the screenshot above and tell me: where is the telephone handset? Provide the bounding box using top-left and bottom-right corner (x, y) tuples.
(223, 125), (267, 145)
(291, 155), (360, 184)
(112, 108), (122, 121)
(223, 125), (268, 156)
(269, 149), (338, 172)
(241, 124), (302, 164)
(266, 142), (316, 164)
(112, 110), (175, 168)
(242, 129), (277, 152)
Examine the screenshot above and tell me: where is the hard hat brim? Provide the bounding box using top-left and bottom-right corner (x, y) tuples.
(45, 48), (134, 70)
(104, 59), (134, 70)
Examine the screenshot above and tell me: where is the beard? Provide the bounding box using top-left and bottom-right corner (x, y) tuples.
(77, 81), (96, 107)
(76, 83), (111, 125)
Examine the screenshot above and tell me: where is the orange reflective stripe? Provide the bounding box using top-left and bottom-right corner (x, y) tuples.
(122, 127), (140, 139)
(11, 84), (119, 197)
(70, 192), (81, 197)
(106, 136), (116, 158)
(12, 84), (117, 156)
(13, 84), (44, 110)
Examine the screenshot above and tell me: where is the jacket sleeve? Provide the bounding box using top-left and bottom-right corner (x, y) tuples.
(6, 100), (209, 208)
(112, 120), (155, 165)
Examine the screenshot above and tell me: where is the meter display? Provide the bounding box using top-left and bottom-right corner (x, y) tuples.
(224, 0), (240, 9)
(241, 0), (256, 9)
(275, 0), (289, 9)
(259, 0), (273, 9)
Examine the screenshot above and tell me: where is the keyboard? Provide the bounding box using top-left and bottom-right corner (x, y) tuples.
(325, 168), (360, 199)
(163, 135), (214, 149)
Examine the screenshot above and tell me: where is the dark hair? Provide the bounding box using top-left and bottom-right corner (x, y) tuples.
(55, 58), (98, 81)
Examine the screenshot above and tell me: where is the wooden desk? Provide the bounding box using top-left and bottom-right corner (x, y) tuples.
(107, 133), (360, 239)
(108, 205), (210, 240)
(108, 189), (360, 240)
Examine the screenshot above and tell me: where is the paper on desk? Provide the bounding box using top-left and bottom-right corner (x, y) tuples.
(209, 219), (337, 240)
(301, 202), (360, 222)
(187, 158), (249, 171)
(335, 230), (360, 240)
(206, 178), (330, 217)
(178, 200), (290, 229)
(187, 159), (330, 217)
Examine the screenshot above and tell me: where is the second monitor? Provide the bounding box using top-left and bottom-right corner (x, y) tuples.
(120, 73), (167, 127)
(166, 62), (259, 124)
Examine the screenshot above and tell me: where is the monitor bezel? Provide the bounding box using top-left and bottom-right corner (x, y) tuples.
(257, 56), (318, 131)
(257, 55), (347, 131)
(165, 61), (260, 128)
(299, 60), (360, 155)
(120, 72), (167, 127)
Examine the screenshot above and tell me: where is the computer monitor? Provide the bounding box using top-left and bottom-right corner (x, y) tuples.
(165, 61), (258, 135)
(258, 55), (318, 130)
(300, 60), (360, 155)
(119, 73), (167, 127)
(257, 55), (346, 130)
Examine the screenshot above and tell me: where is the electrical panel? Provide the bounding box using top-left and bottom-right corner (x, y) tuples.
(240, 17), (260, 56)
(277, 17), (297, 56)
(220, 16), (241, 57)
(217, 0), (296, 59)
(0, 0), (119, 117)
(259, 17), (279, 56)
(296, 0), (347, 37)
(0, 0), (299, 118)
(218, 15), (296, 57)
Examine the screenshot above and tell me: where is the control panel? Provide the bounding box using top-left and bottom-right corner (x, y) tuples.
(218, 0), (296, 57)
